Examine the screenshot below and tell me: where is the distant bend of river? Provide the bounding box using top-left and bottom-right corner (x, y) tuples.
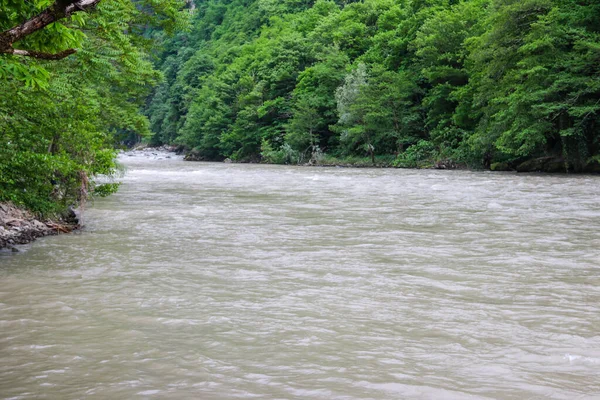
(1, 152), (599, 399)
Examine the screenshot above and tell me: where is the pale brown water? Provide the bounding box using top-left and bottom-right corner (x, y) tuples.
(1, 152), (599, 399)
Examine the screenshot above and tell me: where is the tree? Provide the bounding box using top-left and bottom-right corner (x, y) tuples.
(1, 0), (186, 86)
(412, 0), (490, 162)
(0, 0), (99, 60)
(467, 0), (600, 169)
(142, 0), (600, 169)
(286, 49), (348, 156)
(0, 0), (188, 214)
(334, 63), (375, 161)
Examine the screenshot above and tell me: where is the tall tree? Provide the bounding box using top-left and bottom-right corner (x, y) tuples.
(0, 0), (188, 214)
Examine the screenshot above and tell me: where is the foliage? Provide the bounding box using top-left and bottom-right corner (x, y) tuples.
(394, 140), (436, 168)
(260, 140), (301, 164)
(142, 0), (600, 169)
(0, 0), (188, 215)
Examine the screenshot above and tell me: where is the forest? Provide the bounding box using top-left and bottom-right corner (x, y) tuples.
(147, 0), (600, 171)
(1, 0), (600, 216)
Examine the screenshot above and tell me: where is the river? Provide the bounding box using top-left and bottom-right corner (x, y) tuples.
(1, 152), (599, 399)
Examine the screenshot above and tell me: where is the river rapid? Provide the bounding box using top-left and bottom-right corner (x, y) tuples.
(1, 152), (599, 399)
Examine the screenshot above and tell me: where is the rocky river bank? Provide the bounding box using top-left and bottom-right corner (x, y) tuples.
(0, 203), (79, 251)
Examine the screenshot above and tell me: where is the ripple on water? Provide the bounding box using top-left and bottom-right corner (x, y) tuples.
(1, 155), (599, 399)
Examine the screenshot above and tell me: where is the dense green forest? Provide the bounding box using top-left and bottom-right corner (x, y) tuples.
(0, 0), (187, 215)
(1, 0), (600, 216)
(147, 0), (600, 171)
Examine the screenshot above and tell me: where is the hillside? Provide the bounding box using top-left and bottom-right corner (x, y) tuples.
(146, 0), (600, 171)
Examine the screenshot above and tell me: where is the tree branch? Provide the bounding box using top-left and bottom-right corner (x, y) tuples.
(9, 48), (77, 60)
(0, 0), (102, 58)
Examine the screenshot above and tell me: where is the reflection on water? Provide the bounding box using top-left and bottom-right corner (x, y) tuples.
(1, 153), (599, 399)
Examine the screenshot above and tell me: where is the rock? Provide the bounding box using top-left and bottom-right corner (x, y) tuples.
(224, 158), (232, 163)
(516, 157), (555, 173)
(433, 159), (458, 170)
(61, 207), (79, 225)
(31, 220), (47, 230)
(583, 161), (600, 173)
(0, 202), (79, 250)
(515, 157), (575, 173)
(544, 160), (568, 173)
(490, 162), (512, 171)
(184, 149), (204, 161)
(4, 218), (22, 227)
(174, 145), (186, 155)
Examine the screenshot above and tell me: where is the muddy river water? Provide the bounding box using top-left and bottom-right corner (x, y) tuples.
(1, 153), (599, 399)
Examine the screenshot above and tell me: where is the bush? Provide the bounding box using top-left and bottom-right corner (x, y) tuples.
(260, 140), (300, 164)
(394, 140), (436, 168)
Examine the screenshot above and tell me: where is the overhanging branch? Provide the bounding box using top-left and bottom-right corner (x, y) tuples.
(8, 48), (77, 60)
(0, 0), (102, 59)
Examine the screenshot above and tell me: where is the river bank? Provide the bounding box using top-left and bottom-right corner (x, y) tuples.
(1, 147), (173, 252)
(181, 147), (600, 173)
(0, 203), (79, 251)
(4, 146), (594, 252)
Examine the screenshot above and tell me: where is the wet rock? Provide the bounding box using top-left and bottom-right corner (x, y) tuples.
(490, 162), (512, 171)
(517, 157), (553, 172)
(544, 160), (569, 173)
(224, 158), (232, 164)
(433, 159), (457, 170)
(184, 150), (205, 162)
(583, 161), (600, 173)
(61, 207), (79, 225)
(169, 145), (185, 155)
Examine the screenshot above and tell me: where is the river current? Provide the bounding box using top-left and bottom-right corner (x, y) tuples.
(1, 152), (599, 399)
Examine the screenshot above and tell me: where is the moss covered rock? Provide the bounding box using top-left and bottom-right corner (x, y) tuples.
(516, 157), (549, 172)
(490, 162), (512, 171)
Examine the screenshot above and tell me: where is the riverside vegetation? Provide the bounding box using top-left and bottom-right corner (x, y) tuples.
(0, 0), (187, 218)
(0, 0), (187, 247)
(1, 0), (600, 235)
(147, 0), (600, 172)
